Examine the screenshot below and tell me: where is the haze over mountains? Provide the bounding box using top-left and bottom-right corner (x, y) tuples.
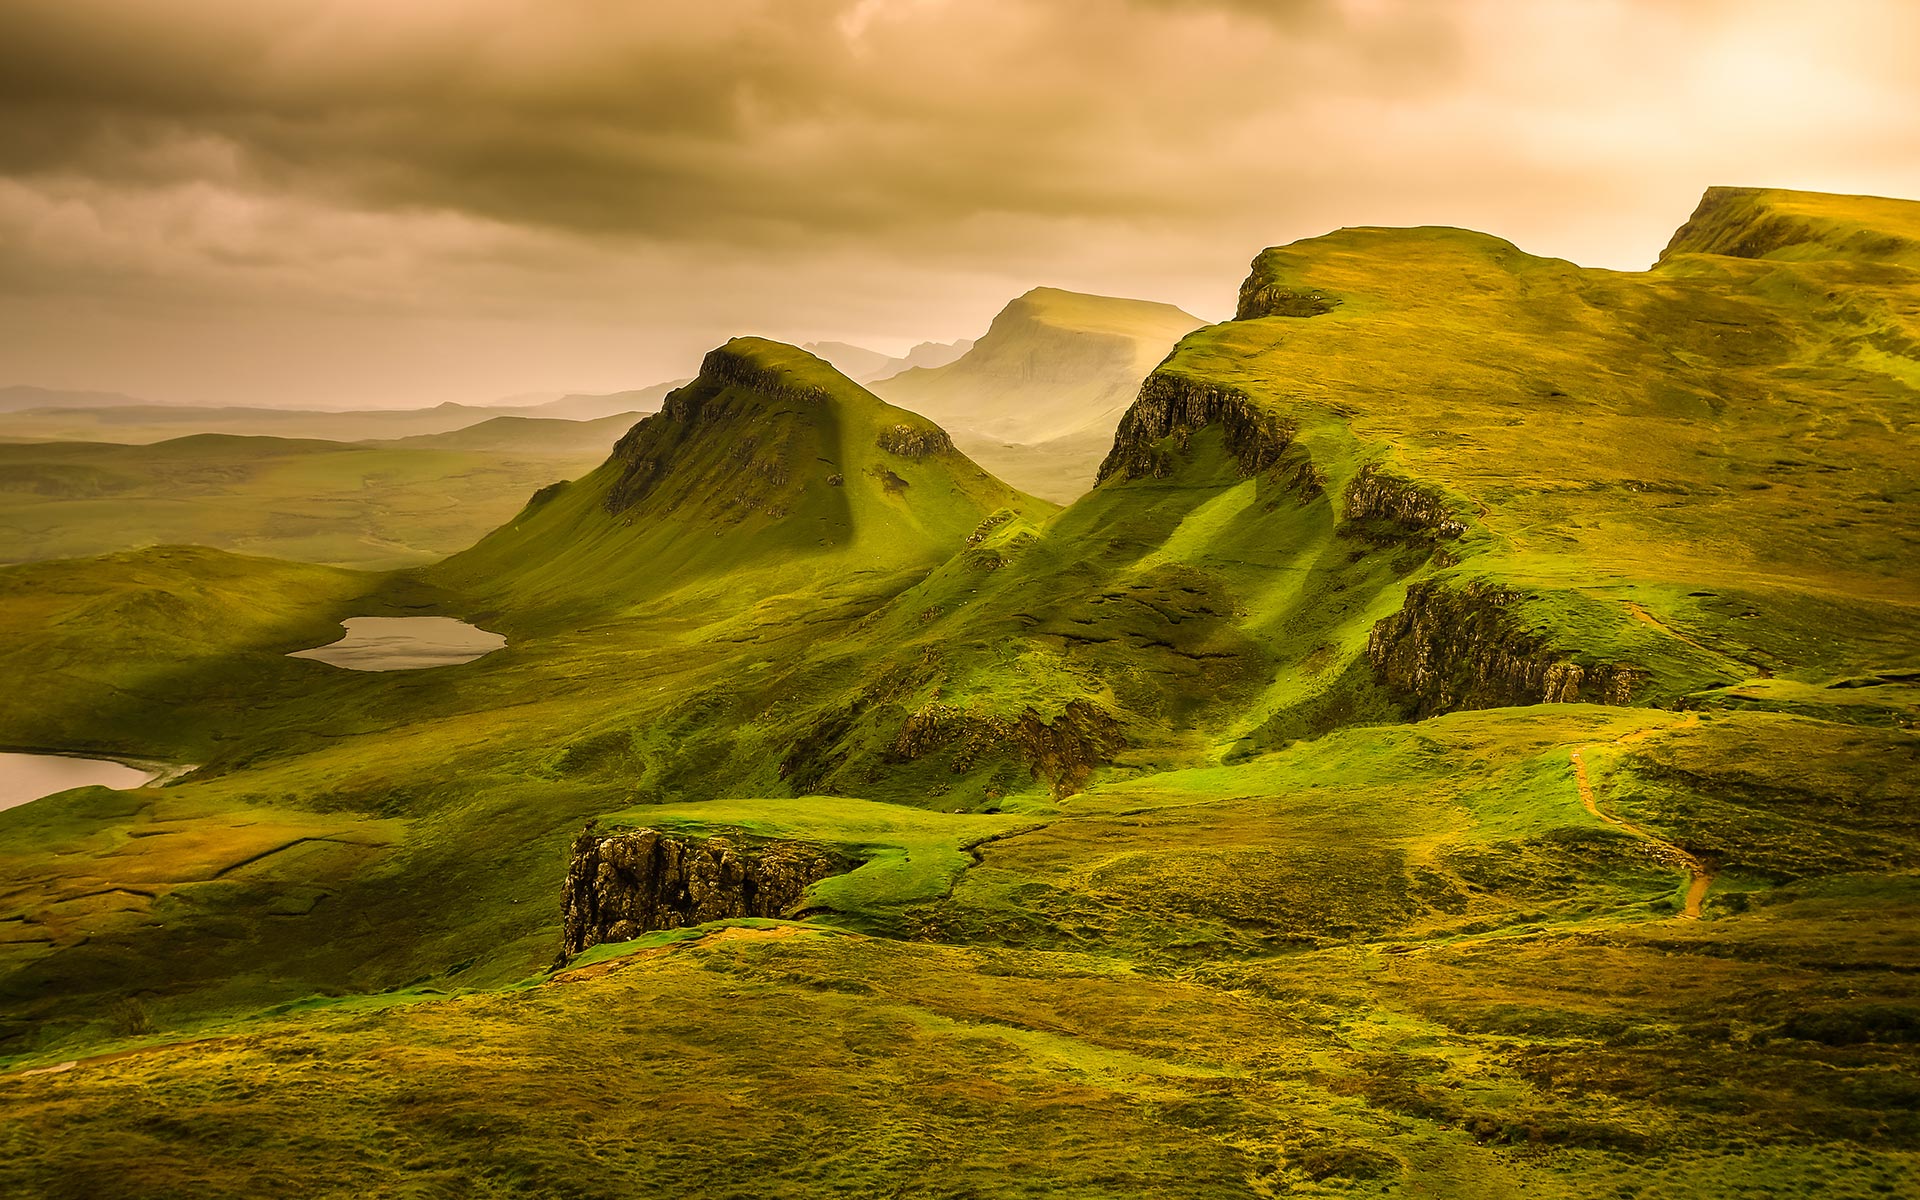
(801, 339), (974, 384)
(0, 187), (1916, 1198)
(872, 287), (1205, 500)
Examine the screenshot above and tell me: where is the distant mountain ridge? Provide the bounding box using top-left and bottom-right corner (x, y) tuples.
(0, 385), (154, 412)
(870, 286), (1204, 502)
(803, 339), (973, 383)
(0, 382), (684, 445)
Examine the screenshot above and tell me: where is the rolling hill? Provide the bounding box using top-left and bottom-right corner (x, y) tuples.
(435, 337), (1048, 620)
(0, 417), (640, 568)
(0, 189), (1916, 1199)
(0, 384), (678, 445)
(871, 287), (1205, 501)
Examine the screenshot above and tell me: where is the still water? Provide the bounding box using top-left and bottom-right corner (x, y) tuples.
(0, 753), (157, 812)
(289, 616), (507, 671)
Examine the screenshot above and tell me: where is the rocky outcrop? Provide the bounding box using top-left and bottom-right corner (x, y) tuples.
(1097, 373), (1298, 483)
(1236, 251), (1343, 319)
(875, 423), (953, 459)
(1367, 581), (1646, 718)
(1341, 465), (1468, 542)
(601, 343), (836, 517)
(561, 827), (852, 955)
(688, 343), (837, 411)
(889, 700), (1124, 796)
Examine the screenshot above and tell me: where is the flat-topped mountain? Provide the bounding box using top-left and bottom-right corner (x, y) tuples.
(1658, 185), (1920, 267)
(871, 287), (1204, 502)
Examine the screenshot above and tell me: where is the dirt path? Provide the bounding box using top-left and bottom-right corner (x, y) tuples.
(1571, 734), (1712, 919)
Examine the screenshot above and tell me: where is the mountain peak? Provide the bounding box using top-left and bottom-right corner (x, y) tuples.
(438, 337), (1041, 616)
(1657, 185), (1920, 268)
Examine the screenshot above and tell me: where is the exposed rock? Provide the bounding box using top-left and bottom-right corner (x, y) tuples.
(876, 423), (953, 459)
(1236, 251), (1344, 319)
(965, 510), (1015, 546)
(1098, 373), (1298, 483)
(889, 699), (1124, 796)
(1367, 580), (1646, 718)
(1237, 283), (1342, 320)
(602, 345), (823, 517)
(561, 826), (852, 955)
(1342, 464), (1468, 542)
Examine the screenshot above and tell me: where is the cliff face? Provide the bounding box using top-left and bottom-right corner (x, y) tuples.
(1341, 465), (1467, 543)
(1097, 373), (1299, 483)
(1235, 250), (1344, 319)
(601, 347), (817, 518)
(1366, 581), (1645, 718)
(562, 827), (851, 955)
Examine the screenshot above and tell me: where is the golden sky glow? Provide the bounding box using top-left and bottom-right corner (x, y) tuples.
(2, 0), (1917, 407)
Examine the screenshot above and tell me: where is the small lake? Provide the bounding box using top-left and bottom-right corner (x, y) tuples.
(0, 753), (158, 812)
(289, 616), (506, 671)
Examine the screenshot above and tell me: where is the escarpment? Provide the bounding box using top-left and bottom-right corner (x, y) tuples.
(1236, 252), (1343, 319)
(1368, 581), (1646, 718)
(601, 345), (820, 518)
(1098, 373), (1298, 482)
(1342, 465), (1468, 543)
(562, 827), (853, 955)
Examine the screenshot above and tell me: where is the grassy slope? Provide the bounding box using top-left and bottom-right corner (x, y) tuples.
(0, 194), (1917, 1197)
(874, 287), (1204, 502)
(434, 336), (1048, 625)
(0, 428), (628, 568)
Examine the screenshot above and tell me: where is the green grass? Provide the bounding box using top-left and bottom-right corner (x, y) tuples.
(0, 427), (626, 569)
(0, 190), (1916, 1196)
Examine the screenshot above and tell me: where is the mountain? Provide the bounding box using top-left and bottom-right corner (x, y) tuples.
(1, 190), (1917, 1198)
(435, 337), (1047, 619)
(1658, 184), (1920, 266)
(0, 385), (151, 412)
(871, 287), (1204, 502)
(801, 341), (898, 381)
(803, 339), (973, 383)
(0, 383), (684, 444)
(516, 381), (686, 421)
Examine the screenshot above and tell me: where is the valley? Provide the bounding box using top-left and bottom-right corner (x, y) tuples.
(0, 187), (1914, 1199)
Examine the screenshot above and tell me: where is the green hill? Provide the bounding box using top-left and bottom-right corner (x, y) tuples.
(872, 287), (1204, 502)
(0, 192), (1916, 1199)
(434, 337), (1047, 622)
(0, 426), (630, 568)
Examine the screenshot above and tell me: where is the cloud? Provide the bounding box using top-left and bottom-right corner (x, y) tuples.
(0, 0), (1916, 405)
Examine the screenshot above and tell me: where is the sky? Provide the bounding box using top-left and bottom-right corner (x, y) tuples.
(1, 0), (1917, 409)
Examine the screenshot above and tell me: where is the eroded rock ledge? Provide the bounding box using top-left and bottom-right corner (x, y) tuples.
(562, 827), (852, 955)
(1367, 580), (1646, 718)
(1342, 464), (1468, 543)
(1098, 373), (1299, 483)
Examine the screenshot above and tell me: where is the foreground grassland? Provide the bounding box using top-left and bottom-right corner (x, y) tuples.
(0, 188), (1915, 1197)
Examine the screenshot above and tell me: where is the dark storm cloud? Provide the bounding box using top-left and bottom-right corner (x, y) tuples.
(0, 0), (1465, 243)
(0, 0), (1915, 407)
